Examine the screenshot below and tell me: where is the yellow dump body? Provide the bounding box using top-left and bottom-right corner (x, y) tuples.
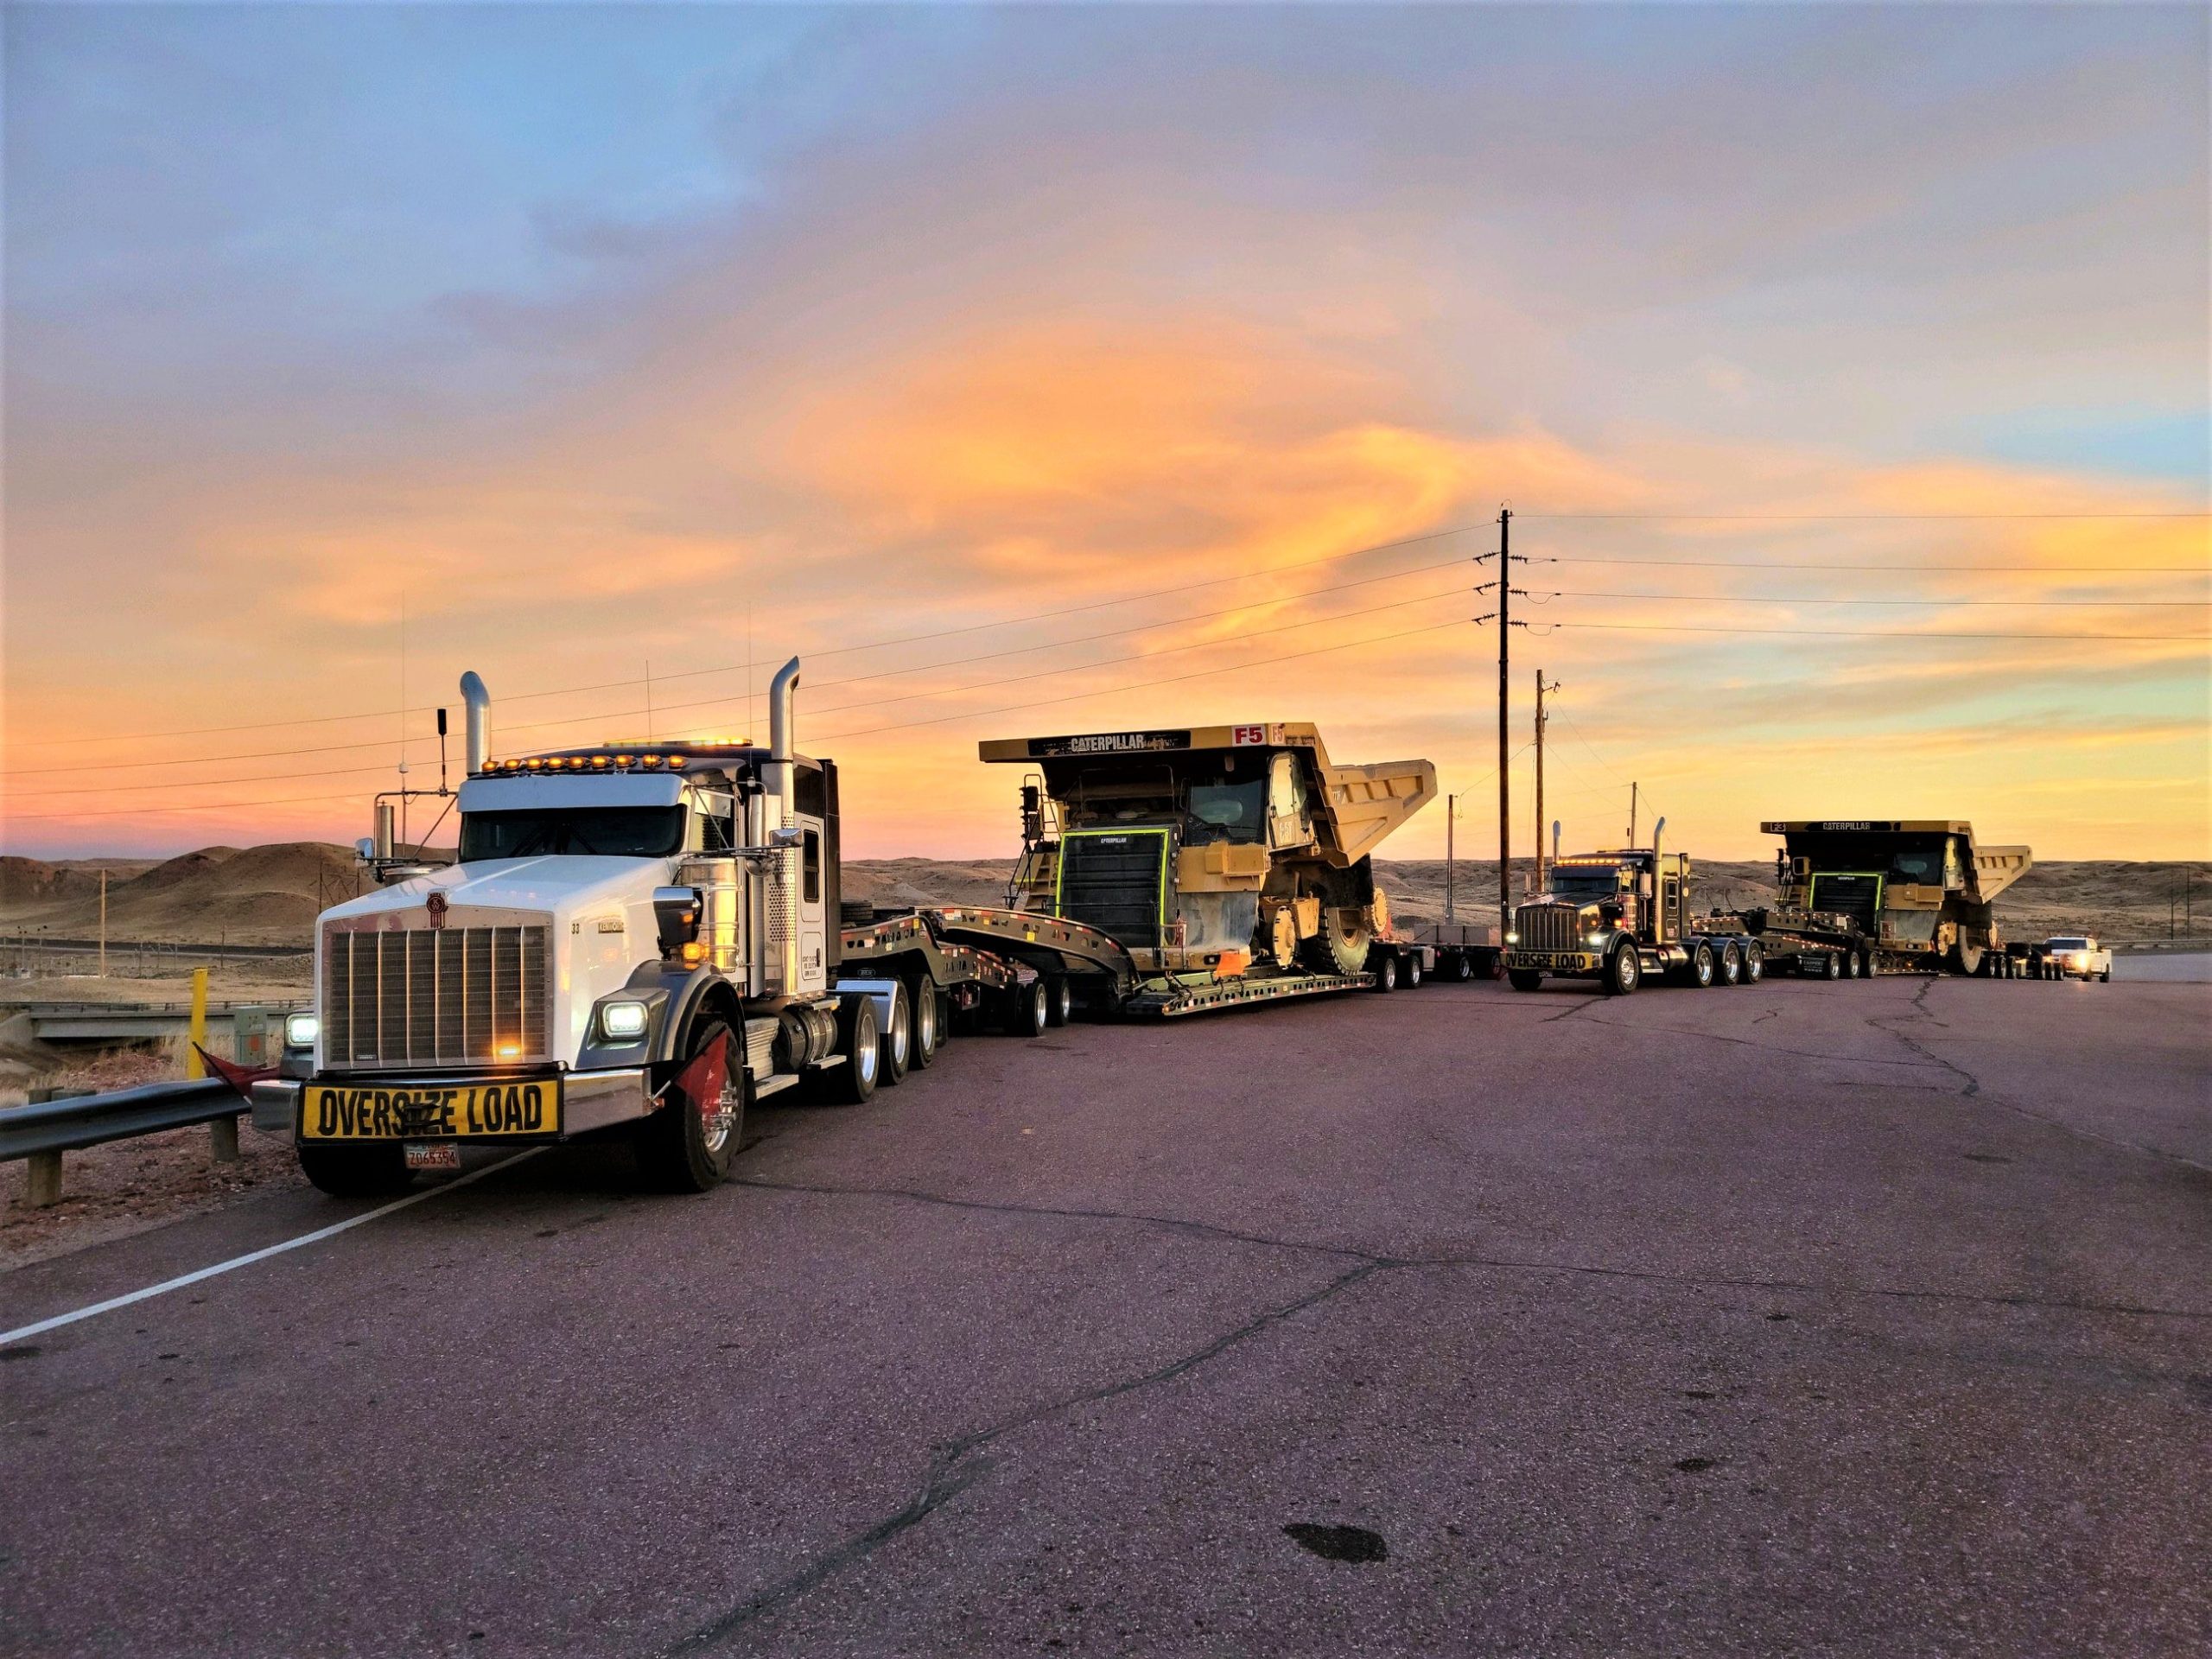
(979, 722), (1436, 869)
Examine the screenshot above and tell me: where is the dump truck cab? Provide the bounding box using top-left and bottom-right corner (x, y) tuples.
(1762, 820), (2032, 975)
(980, 723), (1434, 978)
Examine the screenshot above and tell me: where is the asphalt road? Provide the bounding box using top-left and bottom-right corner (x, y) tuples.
(4, 970), (2207, 1657)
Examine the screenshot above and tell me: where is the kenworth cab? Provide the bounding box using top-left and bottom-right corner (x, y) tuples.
(1503, 823), (1761, 995)
(262, 658), (1024, 1197)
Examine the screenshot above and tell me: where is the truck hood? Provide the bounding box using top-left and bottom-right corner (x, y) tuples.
(318, 856), (670, 926)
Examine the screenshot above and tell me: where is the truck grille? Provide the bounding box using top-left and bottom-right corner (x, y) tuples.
(1056, 831), (1166, 950)
(1513, 903), (1580, 952)
(322, 919), (550, 1069)
(1808, 874), (1881, 933)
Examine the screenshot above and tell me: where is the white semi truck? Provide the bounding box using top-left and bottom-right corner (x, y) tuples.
(258, 658), (1043, 1196)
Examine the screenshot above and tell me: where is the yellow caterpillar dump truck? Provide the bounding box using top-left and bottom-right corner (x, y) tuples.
(977, 722), (1443, 1007)
(1750, 820), (2034, 976)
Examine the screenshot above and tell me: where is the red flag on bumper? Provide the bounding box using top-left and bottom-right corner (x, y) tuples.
(195, 1045), (278, 1103)
(671, 1034), (732, 1122)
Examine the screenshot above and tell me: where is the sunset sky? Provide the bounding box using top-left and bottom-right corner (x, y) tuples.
(4, 4), (2207, 864)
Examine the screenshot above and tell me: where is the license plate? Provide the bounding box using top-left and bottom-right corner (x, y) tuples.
(404, 1142), (461, 1172)
(299, 1078), (562, 1141)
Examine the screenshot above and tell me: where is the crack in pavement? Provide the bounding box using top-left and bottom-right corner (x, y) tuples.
(666, 1170), (2209, 1651)
(1860, 980), (2212, 1176)
(1573, 1012), (1938, 1071)
(658, 1259), (1384, 1655)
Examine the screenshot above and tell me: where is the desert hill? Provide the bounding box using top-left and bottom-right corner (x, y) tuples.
(1, 843), (2202, 948)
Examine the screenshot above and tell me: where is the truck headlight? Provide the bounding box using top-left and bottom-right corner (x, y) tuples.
(284, 1012), (320, 1050)
(1504, 931), (1519, 944)
(599, 1000), (651, 1040)
(1587, 932), (1605, 946)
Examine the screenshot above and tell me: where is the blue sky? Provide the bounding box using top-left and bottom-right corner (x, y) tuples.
(4, 3), (2207, 858)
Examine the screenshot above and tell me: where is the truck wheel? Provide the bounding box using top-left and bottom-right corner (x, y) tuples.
(298, 1141), (411, 1198)
(1821, 951), (1842, 982)
(1717, 943), (1742, 987)
(1403, 953), (1424, 988)
(1045, 976), (1072, 1027)
(1002, 978), (1048, 1037)
(878, 984), (912, 1085)
(907, 982), (943, 1068)
(1371, 952), (1399, 993)
(636, 1019), (744, 1193)
(830, 995), (881, 1103)
(2099, 968), (2111, 983)
(1507, 968), (1544, 992)
(1300, 906), (1371, 976)
(1743, 943), (1764, 984)
(1604, 944), (1642, 996)
(1688, 943), (1715, 988)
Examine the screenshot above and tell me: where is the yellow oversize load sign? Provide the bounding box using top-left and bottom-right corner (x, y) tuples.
(301, 1079), (561, 1141)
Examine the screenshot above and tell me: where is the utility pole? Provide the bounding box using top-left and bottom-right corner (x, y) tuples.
(1497, 507), (1512, 925)
(1628, 782), (1639, 849)
(1534, 671), (1560, 893)
(99, 868), (108, 978)
(1444, 792), (1459, 921)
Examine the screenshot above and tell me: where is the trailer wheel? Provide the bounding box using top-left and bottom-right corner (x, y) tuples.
(1403, 953), (1424, 988)
(830, 995), (881, 1103)
(1842, 950), (1859, 979)
(1370, 951), (1399, 993)
(907, 981), (943, 1069)
(1045, 976), (1072, 1027)
(635, 1019), (745, 1192)
(1687, 943), (1715, 988)
(1717, 942), (1742, 987)
(1002, 978), (1049, 1037)
(1447, 951), (1475, 982)
(1821, 951), (1842, 982)
(298, 1141), (411, 1198)
(878, 983), (912, 1085)
(1507, 969), (1543, 992)
(1742, 943), (1764, 984)
(1604, 944), (1642, 996)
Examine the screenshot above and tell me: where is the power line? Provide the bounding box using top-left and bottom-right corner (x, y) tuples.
(1534, 588), (2209, 607)
(1517, 511), (2211, 521)
(8, 614), (1483, 819)
(1554, 621), (2208, 642)
(13, 522), (1491, 749)
(10, 585), (1477, 801)
(1545, 556), (2204, 574)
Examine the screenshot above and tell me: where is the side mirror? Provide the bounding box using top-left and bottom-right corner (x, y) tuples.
(654, 886), (703, 957)
(355, 837), (378, 863)
(769, 824), (804, 849)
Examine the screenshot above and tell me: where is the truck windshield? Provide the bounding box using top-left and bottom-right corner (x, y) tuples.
(1186, 780), (1266, 843)
(1548, 866), (1625, 899)
(459, 806), (685, 861)
(2047, 937), (2089, 950)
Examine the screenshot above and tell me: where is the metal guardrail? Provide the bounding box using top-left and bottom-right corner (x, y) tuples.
(2, 1079), (248, 1207)
(2, 934), (309, 960)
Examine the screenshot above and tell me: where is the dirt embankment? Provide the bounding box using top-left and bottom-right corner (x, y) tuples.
(4, 843), (2204, 951)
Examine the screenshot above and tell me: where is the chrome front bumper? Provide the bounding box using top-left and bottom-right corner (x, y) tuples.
(250, 1068), (655, 1145)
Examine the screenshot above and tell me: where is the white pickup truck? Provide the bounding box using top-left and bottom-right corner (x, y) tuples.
(2043, 935), (2113, 982)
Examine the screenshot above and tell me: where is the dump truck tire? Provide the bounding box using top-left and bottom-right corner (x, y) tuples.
(1301, 906), (1371, 976)
(1948, 940), (1984, 977)
(1508, 969), (1543, 992)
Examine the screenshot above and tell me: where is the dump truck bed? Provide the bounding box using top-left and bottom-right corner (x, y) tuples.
(979, 721), (1435, 869)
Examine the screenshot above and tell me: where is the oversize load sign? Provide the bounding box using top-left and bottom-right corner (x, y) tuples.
(1027, 730), (1191, 757)
(301, 1079), (560, 1141)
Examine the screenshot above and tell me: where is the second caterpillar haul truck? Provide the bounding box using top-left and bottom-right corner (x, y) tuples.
(973, 721), (1450, 1007)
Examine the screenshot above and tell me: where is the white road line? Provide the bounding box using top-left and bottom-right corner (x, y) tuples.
(0, 1148), (543, 1348)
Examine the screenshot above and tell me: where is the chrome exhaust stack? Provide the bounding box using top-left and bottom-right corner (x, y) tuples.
(461, 671), (493, 774)
(766, 656), (803, 994)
